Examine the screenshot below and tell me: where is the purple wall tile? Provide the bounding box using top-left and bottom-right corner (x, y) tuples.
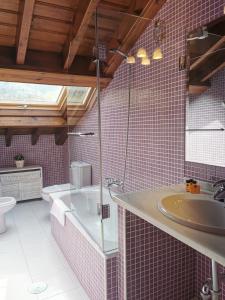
(68, 0), (225, 299)
(51, 215), (118, 300)
(0, 135), (68, 186)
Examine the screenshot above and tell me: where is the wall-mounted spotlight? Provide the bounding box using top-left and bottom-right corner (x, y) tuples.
(137, 48), (147, 58)
(126, 56), (136, 64)
(141, 57), (151, 65)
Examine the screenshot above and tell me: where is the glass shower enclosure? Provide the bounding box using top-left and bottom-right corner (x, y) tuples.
(66, 6), (150, 253)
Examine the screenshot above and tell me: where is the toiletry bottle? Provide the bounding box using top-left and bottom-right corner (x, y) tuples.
(190, 180), (200, 194)
(186, 179), (191, 192)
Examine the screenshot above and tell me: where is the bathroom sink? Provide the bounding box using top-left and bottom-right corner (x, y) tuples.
(158, 193), (225, 235)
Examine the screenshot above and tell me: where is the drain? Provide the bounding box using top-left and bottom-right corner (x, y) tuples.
(28, 282), (48, 294)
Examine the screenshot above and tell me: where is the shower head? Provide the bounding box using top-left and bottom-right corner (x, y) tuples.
(109, 48), (128, 58)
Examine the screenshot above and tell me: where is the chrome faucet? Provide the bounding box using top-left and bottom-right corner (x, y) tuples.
(105, 177), (123, 188)
(213, 180), (225, 202)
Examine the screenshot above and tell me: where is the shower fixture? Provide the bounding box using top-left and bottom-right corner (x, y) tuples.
(67, 132), (95, 136)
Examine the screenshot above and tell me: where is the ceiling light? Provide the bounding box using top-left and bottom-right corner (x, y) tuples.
(137, 48), (147, 58)
(152, 47), (163, 60)
(141, 57), (151, 65)
(126, 56), (136, 64)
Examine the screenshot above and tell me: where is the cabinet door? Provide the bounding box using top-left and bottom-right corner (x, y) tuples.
(20, 180), (42, 200)
(1, 183), (20, 201)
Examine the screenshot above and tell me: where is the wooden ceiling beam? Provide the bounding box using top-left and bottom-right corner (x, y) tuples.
(63, 0), (100, 70)
(0, 109), (62, 117)
(55, 127), (68, 145)
(31, 128), (41, 145)
(16, 0), (36, 64)
(0, 46), (111, 87)
(0, 68), (110, 88)
(0, 116), (66, 128)
(190, 36), (225, 71)
(4, 128), (13, 147)
(202, 61), (225, 82)
(190, 50), (225, 84)
(98, 1), (129, 12)
(104, 0), (167, 76)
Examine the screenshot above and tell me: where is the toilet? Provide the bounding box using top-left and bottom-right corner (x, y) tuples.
(0, 197), (16, 233)
(42, 161), (91, 202)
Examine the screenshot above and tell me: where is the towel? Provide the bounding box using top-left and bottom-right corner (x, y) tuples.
(50, 200), (67, 226)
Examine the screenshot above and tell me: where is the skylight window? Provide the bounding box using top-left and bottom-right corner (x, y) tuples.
(0, 82), (63, 105)
(0, 82), (93, 108)
(67, 87), (91, 105)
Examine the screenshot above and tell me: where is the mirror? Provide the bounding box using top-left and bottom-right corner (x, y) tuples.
(185, 16), (225, 167)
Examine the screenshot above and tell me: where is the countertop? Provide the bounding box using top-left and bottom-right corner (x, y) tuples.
(113, 184), (225, 266)
(0, 165), (42, 173)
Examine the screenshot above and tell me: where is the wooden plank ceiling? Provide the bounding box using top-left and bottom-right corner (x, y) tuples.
(188, 16), (225, 95)
(0, 0), (166, 145)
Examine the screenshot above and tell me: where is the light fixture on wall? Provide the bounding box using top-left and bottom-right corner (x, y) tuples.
(152, 47), (163, 60)
(137, 47), (147, 58)
(141, 57), (151, 65)
(126, 55), (136, 64)
(152, 19), (166, 60)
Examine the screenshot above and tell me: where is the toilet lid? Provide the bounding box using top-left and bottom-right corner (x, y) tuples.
(42, 183), (73, 195)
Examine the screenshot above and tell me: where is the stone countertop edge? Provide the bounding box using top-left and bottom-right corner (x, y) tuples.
(113, 184), (225, 266)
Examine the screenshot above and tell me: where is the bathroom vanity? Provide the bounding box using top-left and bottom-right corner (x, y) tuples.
(113, 184), (225, 267)
(0, 166), (43, 202)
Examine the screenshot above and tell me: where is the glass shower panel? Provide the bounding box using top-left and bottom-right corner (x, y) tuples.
(66, 95), (105, 248)
(95, 7), (151, 253)
(65, 6), (151, 253)
(65, 10), (104, 250)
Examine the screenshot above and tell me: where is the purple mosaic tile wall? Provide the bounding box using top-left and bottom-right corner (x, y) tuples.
(195, 252), (225, 299)
(68, 0), (225, 299)
(51, 215), (118, 300)
(106, 255), (118, 300)
(70, 0), (225, 192)
(125, 210), (196, 300)
(0, 135), (68, 187)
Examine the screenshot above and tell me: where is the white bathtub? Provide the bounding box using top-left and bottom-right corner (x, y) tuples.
(50, 185), (118, 253)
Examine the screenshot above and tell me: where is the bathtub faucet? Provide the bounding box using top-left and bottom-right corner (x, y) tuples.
(105, 177), (124, 188)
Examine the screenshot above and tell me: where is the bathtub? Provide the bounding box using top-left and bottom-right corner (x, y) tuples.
(51, 185), (118, 252)
(50, 185), (119, 300)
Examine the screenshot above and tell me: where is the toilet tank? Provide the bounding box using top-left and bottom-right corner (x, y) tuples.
(70, 161), (91, 189)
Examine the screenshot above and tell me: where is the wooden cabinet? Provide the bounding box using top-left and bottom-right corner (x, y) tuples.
(0, 166), (43, 201)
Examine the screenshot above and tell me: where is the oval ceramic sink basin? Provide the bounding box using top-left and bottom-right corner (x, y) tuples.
(158, 193), (225, 235)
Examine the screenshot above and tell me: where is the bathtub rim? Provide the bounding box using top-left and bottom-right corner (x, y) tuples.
(50, 185), (118, 259)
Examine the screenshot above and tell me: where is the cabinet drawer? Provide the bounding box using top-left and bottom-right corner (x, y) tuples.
(0, 170), (41, 185)
(1, 183), (20, 201)
(20, 181), (42, 200)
